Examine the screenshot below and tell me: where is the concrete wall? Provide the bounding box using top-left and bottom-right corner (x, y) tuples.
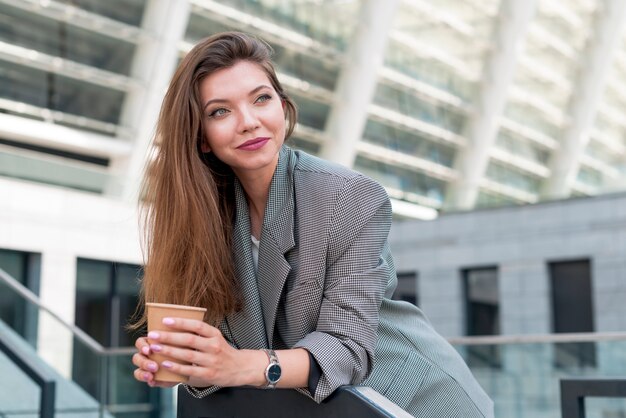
(389, 192), (626, 337)
(0, 177), (141, 377)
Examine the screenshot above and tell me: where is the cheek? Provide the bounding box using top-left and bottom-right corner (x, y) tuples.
(268, 105), (287, 132)
(203, 123), (230, 148)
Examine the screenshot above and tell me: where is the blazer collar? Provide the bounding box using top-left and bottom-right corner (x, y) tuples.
(227, 146), (297, 348)
(225, 181), (268, 349)
(261, 146), (296, 253)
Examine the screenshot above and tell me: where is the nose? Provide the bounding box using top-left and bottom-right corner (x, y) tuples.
(238, 105), (260, 133)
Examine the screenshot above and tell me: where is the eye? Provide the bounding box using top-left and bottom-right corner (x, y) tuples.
(208, 107), (229, 118)
(255, 93), (272, 104)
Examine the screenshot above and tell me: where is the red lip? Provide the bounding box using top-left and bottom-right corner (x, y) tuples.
(237, 137), (270, 150)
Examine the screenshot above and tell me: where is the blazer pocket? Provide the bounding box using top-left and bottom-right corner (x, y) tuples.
(380, 351), (432, 410)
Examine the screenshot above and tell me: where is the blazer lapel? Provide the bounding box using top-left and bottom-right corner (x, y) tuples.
(225, 180), (268, 350)
(257, 147), (296, 346)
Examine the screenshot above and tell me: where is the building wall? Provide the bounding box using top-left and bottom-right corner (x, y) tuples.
(0, 177), (141, 375)
(388, 192), (626, 337)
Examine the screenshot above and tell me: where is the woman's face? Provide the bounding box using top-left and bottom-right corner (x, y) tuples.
(199, 60), (286, 180)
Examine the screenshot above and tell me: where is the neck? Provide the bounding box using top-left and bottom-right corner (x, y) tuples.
(235, 162), (277, 239)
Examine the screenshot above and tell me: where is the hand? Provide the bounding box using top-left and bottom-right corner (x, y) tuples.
(131, 336), (178, 388)
(145, 317), (266, 388)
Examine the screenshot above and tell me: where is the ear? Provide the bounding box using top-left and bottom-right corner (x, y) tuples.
(200, 140), (211, 153)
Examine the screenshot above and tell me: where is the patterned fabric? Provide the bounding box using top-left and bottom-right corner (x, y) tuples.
(185, 146), (494, 417)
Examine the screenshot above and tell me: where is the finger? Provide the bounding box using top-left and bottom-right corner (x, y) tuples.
(133, 368), (154, 384)
(150, 343), (207, 366)
(135, 337), (151, 356)
(160, 360), (216, 382)
(160, 317), (220, 338)
(132, 352), (160, 374)
(147, 330), (207, 351)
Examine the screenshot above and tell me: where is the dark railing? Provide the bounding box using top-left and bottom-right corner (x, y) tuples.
(0, 268), (145, 417)
(177, 385), (412, 418)
(560, 377), (626, 418)
(0, 330), (56, 418)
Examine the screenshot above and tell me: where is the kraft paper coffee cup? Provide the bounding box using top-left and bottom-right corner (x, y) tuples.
(146, 302), (207, 383)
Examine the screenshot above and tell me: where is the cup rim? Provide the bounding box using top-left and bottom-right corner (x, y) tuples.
(145, 302), (207, 312)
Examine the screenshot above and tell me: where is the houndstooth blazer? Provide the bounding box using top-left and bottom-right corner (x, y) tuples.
(186, 146), (494, 417)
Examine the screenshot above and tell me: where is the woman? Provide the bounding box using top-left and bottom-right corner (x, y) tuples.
(131, 31), (493, 417)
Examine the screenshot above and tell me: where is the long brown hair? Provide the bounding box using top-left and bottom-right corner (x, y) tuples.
(132, 32), (298, 328)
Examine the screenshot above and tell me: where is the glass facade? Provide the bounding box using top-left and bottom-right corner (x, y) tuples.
(1, 0), (625, 211)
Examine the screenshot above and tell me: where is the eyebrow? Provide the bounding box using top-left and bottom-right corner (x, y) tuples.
(203, 84), (273, 111)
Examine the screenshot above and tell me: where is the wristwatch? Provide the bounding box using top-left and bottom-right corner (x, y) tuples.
(262, 349), (281, 389)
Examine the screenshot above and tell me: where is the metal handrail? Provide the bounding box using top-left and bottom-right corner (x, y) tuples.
(560, 377), (626, 418)
(447, 331), (626, 346)
(0, 267), (135, 355)
(3, 267), (626, 350)
(0, 329), (56, 418)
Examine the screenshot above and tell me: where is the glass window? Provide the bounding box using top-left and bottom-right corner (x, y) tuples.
(0, 138), (107, 166)
(549, 259), (596, 368)
(73, 258), (149, 405)
(577, 167), (603, 188)
(58, 0), (147, 27)
(287, 137), (320, 155)
(463, 266), (500, 368)
(289, 92), (330, 131)
(585, 142), (620, 167)
(503, 101), (561, 139)
(185, 14), (340, 92)
(495, 131), (550, 166)
(196, 0), (357, 51)
(485, 161), (541, 194)
(0, 60), (125, 124)
(373, 83), (466, 134)
(184, 13), (232, 43)
(74, 258), (142, 347)
(475, 191), (519, 209)
(354, 155), (446, 205)
(0, 3), (136, 75)
(392, 271), (418, 305)
(385, 41), (476, 101)
(0, 249), (41, 346)
(363, 119), (457, 168)
(272, 42), (339, 91)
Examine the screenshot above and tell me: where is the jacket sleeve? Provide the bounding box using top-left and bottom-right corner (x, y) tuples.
(293, 174), (392, 403)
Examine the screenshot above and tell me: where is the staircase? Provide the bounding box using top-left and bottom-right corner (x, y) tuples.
(0, 268), (169, 418)
(0, 320), (110, 417)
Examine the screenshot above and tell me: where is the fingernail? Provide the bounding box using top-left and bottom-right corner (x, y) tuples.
(162, 361), (173, 368)
(147, 362), (157, 372)
(150, 344), (162, 352)
(147, 331), (160, 339)
(143, 372), (151, 381)
(142, 346), (150, 355)
(162, 317), (175, 325)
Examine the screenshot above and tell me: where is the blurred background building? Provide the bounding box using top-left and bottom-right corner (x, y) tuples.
(0, 0), (625, 417)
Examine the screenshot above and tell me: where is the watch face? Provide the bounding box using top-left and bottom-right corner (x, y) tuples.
(267, 364), (281, 383)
